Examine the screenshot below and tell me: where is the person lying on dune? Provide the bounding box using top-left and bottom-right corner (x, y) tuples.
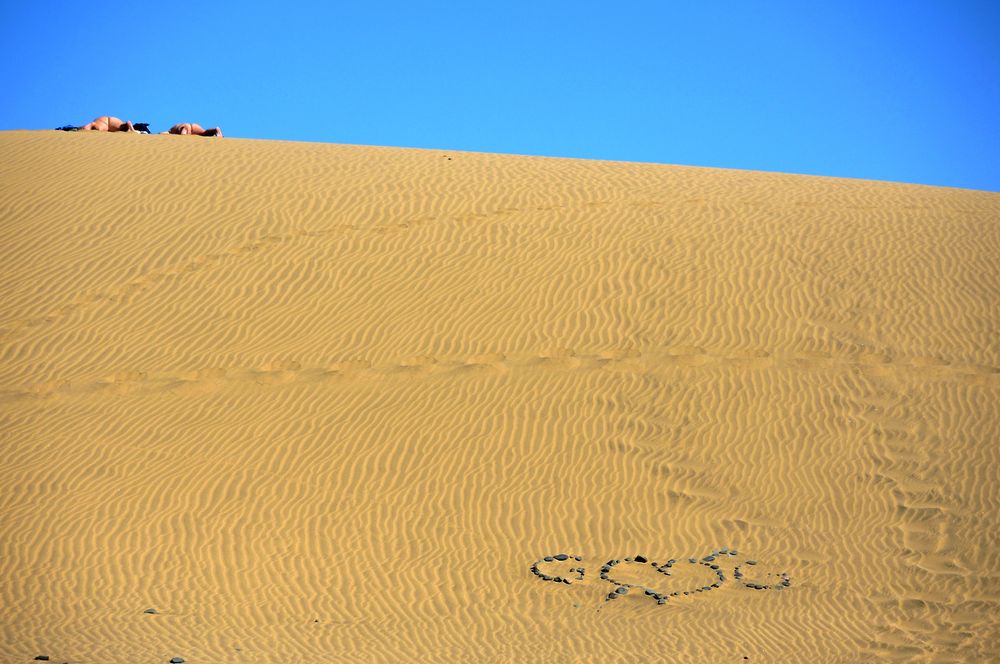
(161, 123), (223, 137)
(62, 116), (149, 133)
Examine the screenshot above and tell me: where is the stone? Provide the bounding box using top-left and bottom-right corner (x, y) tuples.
(634, 555), (648, 563)
(170, 659), (185, 664)
(657, 598), (666, 605)
(34, 658), (50, 662)
(688, 558), (697, 564)
(615, 586), (627, 595)
(144, 608), (157, 614)
(702, 555), (716, 562)
(554, 554), (569, 561)
(746, 560), (758, 565)
(543, 556), (554, 562)
(574, 556), (582, 561)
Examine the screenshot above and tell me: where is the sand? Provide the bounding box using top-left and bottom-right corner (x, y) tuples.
(1, 129), (998, 662)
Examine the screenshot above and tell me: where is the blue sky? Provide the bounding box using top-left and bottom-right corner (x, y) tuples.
(2, 1), (998, 191)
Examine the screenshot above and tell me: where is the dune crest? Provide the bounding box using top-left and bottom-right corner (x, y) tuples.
(1, 130), (998, 662)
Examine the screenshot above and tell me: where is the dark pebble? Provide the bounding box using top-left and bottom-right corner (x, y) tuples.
(170, 659), (185, 664)
(710, 564), (719, 570)
(657, 598), (666, 605)
(144, 608), (157, 614)
(644, 589), (655, 596)
(634, 555), (648, 563)
(746, 560), (758, 565)
(702, 555), (716, 562)
(553, 576), (563, 583)
(543, 556), (554, 562)
(574, 556), (582, 562)
(554, 554), (569, 561)
(34, 658), (49, 662)
(562, 578), (571, 584)
(688, 558), (697, 564)
(615, 586), (627, 595)
(668, 559), (676, 564)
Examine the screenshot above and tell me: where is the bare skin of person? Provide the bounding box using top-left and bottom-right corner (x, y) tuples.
(161, 123), (223, 137)
(79, 116), (135, 132)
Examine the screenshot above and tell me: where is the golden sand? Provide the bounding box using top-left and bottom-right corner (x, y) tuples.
(1, 129), (998, 662)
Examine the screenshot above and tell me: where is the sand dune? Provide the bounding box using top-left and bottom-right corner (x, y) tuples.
(1, 129), (998, 662)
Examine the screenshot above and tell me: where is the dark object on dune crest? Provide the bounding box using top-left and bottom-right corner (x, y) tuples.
(170, 658), (185, 663)
(34, 657), (50, 661)
(133, 122), (151, 134)
(55, 125), (79, 131)
(143, 607), (157, 614)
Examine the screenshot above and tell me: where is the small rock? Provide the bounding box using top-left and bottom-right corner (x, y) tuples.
(554, 554), (569, 561)
(574, 556), (582, 561)
(746, 560), (758, 565)
(144, 608), (157, 614)
(553, 576), (563, 583)
(170, 659), (185, 664)
(702, 555), (716, 562)
(615, 586), (627, 595)
(657, 598), (666, 605)
(688, 558), (697, 564)
(34, 657), (50, 662)
(634, 555), (648, 563)
(543, 556), (554, 562)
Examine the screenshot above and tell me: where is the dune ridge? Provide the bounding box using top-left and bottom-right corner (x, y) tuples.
(1, 130), (998, 662)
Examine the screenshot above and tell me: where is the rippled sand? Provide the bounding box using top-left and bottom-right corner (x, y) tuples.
(1, 130), (998, 662)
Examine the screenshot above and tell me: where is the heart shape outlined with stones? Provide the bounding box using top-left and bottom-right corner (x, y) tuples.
(530, 547), (792, 605)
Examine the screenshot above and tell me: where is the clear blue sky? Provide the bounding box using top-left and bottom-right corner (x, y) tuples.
(2, 1), (998, 191)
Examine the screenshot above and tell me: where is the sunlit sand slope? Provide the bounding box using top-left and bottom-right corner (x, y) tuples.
(1, 130), (998, 662)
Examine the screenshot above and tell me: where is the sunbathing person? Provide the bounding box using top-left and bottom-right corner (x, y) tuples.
(79, 116), (136, 132)
(161, 123), (223, 137)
